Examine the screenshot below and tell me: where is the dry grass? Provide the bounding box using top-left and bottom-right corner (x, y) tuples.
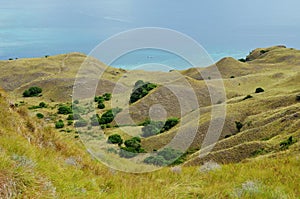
(0, 46), (299, 197)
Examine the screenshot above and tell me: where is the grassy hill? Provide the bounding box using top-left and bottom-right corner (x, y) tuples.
(0, 46), (299, 198)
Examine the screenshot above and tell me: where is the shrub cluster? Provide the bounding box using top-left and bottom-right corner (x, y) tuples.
(94, 93), (111, 109)
(142, 121), (164, 137)
(143, 148), (183, 166)
(58, 105), (72, 115)
(23, 87), (42, 97)
(67, 114), (81, 121)
(130, 80), (157, 104)
(142, 118), (179, 137)
(120, 137), (145, 158)
(98, 108), (122, 125)
(28, 102), (48, 110)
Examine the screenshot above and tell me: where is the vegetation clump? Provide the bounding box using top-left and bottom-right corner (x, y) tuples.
(103, 93), (112, 101)
(58, 105), (72, 115)
(142, 118), (179, 137)
(120, 137), (145, 158)
(142, 121), (164, 137)
(107, 134), (123, 146)
(55, 120), (64, 129)
(36, 113), (44, 119)
(255, 87), (265, 93)
(74, 119), (88, 128)
(235, 121), (243, 132)
(94, 93), (111, 109)
(144, 148), (183, 166)
(280, 136), (297, 150)
(23, 87), (42, 97)
(130, 80), (157, 104)
(243, 95), (253, 100)
(98, 108), (122, 125)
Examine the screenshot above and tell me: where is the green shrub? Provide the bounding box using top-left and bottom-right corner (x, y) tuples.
(296, 94), (300, 101)
(243, 95), (253, 100)
(39, 102), (47, 108)
(130, 80), (157, 103)
(28, 105), (42, 110)
(97, 102), (105, 109)
(107, 148), (118, 154)
(139, 118), (151, 126)
(90, 114), (100, 126)
(119, 148), (139, 158)
(143, 148), (183, 166)
(99, 108), (122, 125)
(74, 119), (88, 128)
(251, 148), (266, 157)
(67, 114), (74, 120)
(67, 120), (73, 126)
(280, 136), (297, 150)
(94, 96), (104, 103)
(160, 118), (179, 132)
(157, 148), (183, 161)
(235, 121), (243, 132)
(36, 113), (44, 119)
(141, 118), (179, 137)
(255, 87), (265, 93)
(73, 114), (81, 120)
(107, 134), (123, 146)
(58, 105), (72, 115)
(119, 137), (144, 158)
(103, 93), (112, 101)
(144, 156), (167, 166)
(73, 100), (79, 104)
(23, 87), (42, 97)
(55, 120), (64, 129)
(142, 121), (164, 137)
(238, 58), (246, 62)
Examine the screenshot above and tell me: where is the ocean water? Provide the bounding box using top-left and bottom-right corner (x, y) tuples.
(1, 0), (299, 70)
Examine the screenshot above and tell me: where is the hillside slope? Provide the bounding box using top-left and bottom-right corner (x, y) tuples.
(0, 89), (299, 198)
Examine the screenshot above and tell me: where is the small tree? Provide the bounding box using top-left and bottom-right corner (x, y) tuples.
(107, 134), (123, 146)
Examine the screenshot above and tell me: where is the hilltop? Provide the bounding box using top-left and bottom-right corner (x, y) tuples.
(0, 46), (299, 198)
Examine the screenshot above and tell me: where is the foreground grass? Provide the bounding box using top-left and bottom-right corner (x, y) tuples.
(0, 92), (299, 198)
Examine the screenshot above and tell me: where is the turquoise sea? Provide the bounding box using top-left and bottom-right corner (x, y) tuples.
(1, 0), (299, 70)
